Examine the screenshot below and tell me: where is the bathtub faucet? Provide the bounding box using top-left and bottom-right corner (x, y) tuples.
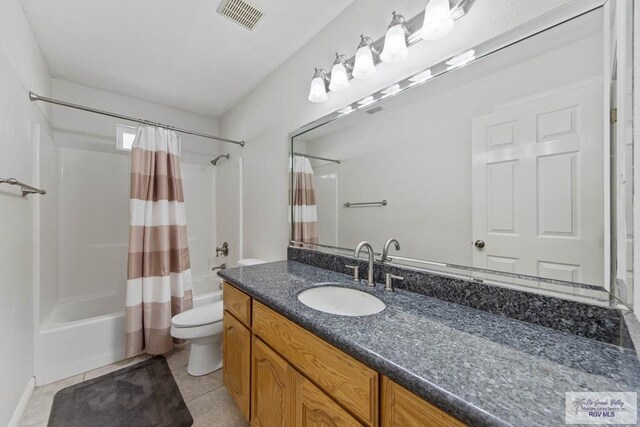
(212, 263), (226, 272)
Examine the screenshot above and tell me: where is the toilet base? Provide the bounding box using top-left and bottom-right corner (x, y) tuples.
(187, 334), (222, 376)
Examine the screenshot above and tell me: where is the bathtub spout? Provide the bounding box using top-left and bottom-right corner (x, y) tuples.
(211, 263), (226, 272)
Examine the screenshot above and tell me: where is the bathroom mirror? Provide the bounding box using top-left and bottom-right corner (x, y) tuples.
(291, 7), (633, 305)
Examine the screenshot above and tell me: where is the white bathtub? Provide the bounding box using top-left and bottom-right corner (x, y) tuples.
(35, 277), (222, 385)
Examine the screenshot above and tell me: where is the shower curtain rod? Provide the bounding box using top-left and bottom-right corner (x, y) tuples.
(28, 92), (245, 147)
(292, 151), (341, 164)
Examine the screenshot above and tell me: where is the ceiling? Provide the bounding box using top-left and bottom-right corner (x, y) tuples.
(21, 0), (353, 117)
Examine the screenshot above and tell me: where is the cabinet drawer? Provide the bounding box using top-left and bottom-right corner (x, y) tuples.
(223, 282), (251, 327)
(253, 301), (378, 427)
(381, 376), (465, 427)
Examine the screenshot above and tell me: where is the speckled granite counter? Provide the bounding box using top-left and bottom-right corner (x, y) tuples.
(219, 261), (640, 427)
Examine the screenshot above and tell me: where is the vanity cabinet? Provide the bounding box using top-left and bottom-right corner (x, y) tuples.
(252, 336), (296, 426)
(223, 284), (252, 421)
(296, 374), (363, 426)
(222, 282), (465, 427)
(381, 377), (465, 427)
(252, 300), (378, 426)
(223, 282), (252, 326)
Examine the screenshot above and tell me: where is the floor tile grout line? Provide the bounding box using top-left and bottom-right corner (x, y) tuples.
(183, 381), (225, 403)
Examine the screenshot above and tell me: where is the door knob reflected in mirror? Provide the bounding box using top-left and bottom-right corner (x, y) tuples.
(474, 240), (485, 249)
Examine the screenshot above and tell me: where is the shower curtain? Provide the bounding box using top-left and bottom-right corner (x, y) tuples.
(125, 125), (193, 357)
(291, 155), (318, 244)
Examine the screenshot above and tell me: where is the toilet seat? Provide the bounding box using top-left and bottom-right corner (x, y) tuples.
(170, 320), (223, 340)
(170, 301), (223, 340)
(172, 301), (223, 328)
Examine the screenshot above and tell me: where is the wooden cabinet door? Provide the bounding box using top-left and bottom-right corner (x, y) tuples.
(381, 377), (465, 427)
(252, 337), (295, 427)
(253, 301), (378, 426)
(223, 310), (251, 421)
(296, 374), (364, 427)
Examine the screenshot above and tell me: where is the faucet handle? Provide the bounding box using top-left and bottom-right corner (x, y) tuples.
(384, 273), (403, 291)
(345, 265), (360, 282)
(216, 242), (229, 257)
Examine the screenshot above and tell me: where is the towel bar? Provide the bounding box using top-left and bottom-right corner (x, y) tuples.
(0, 177), (46, 197)
(343, 200), (387, 208)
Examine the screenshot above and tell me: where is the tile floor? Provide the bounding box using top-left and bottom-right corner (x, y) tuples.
(19, 344), (247, 427)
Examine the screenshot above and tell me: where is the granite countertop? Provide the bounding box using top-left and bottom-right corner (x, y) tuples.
(219, 261), (640, 427)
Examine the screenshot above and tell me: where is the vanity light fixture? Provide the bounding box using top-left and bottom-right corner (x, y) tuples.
(380, 12), (409, 63)
(352, 35), (378, 80)
(421, 0), (455, 41)
(305, 0), (476, 103)
(446, 49), (476, 69)
(329, 54), (351, 92)
(308, 68), (329, 103)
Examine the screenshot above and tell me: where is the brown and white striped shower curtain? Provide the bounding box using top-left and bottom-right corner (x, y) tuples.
(291, 155), (318, 244)
(125, 125), (193, 357)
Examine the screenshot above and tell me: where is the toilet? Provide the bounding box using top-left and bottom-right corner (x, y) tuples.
(170, 258), (265, 376)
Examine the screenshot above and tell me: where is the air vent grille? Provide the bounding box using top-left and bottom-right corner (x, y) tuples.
(217, 0), (263, 30)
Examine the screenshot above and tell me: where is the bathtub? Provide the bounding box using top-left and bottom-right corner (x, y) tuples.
(35, 276), (222, 385)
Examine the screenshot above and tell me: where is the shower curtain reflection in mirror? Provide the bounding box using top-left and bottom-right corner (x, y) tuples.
(291, 155), (318, 244)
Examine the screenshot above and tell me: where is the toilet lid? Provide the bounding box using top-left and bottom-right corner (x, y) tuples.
(172, 301), (223, 328)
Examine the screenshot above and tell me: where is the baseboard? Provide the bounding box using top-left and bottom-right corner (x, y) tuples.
(8, 376), (35, 427)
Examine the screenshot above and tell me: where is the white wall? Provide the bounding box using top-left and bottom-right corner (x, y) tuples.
(0, 0), (52, 424)
(219, 0), (576, 262)
(300, 32), (602, 267)
(634, 0), (640, 320)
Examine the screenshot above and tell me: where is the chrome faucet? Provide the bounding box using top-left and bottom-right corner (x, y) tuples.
(354, 241), (376, 287)
(381, 237), (401, 263)
(211, 263), (226, 272)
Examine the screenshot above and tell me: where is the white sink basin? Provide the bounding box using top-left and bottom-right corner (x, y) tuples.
(297, 284), (386, 316)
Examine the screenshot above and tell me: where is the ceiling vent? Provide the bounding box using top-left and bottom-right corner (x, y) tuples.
(217, 0), (264, 30)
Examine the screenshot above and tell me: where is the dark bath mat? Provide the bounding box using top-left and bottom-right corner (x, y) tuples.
(48, 356), (193, 427)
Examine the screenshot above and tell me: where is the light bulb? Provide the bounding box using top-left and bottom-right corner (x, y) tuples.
(308, 69), (328, 103)
(329, 55), (350, 92)
(422, 0), (454, 41)
(380, 13), (408, 63)
(352, 36), (376, 80)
